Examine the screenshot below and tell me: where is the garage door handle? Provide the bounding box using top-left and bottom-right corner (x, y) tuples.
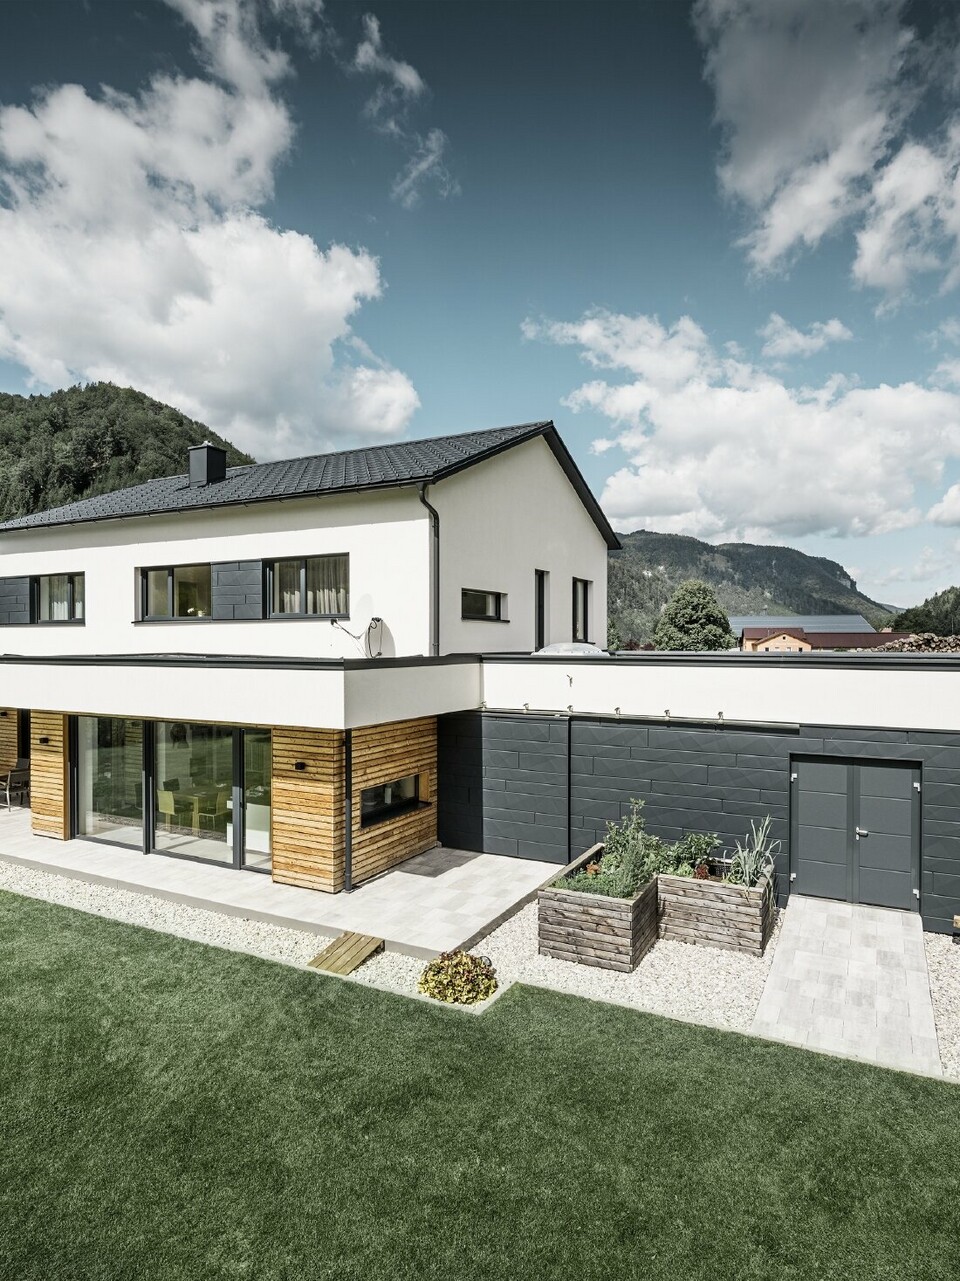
(855, 827), (869, 839)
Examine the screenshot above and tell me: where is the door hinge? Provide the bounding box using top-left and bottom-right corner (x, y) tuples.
(789, 871), (797, 881)
(913, 888), (920, 899)
(914, 781), (921, 793)
(790, 771), (798, 782)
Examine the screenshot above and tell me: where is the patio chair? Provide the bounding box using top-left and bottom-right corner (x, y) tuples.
(197, 786), (231, 833)
(2, 765), (30, 811)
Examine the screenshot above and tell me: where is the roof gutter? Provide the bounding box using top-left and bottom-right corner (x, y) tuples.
(417, 483), (441, 657)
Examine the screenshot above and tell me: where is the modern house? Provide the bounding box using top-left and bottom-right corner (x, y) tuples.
(1, 423), (959, 937)
(0, 422), (616, 891)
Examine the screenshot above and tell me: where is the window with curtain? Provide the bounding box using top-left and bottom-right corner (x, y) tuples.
(34, 573), (84, 622)
(269, 555), (349, 617)
(572, 578), (590, 642)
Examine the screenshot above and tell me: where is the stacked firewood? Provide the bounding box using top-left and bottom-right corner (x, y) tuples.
(873, 632), (960, 653)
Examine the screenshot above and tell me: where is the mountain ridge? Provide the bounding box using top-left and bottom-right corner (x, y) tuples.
(608, 529), (898, 644)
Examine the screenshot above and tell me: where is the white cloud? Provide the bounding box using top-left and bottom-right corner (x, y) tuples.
(351, 12), (458, 208)
(694, 0), (960, 299)
(0, 0), (419, 459)
(759, 313), (853, 361)
(867, 543), (959, 585)
(525, 307), (960, 540)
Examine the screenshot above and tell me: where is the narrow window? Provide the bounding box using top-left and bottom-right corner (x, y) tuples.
(360, 774), (421, 827)
(268, 555), (349, 617)
(141, 565), (212, 619)
(33, 573), (85, 623)
(461, 588), (506, 621)
(535, 569), (548, 649)
(572, 578), (590, 642)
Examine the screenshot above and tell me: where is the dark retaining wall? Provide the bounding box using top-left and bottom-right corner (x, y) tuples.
(437, 711), (960, 933)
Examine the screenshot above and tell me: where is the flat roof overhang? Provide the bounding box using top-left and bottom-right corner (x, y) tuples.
(0, 653), (482, 731)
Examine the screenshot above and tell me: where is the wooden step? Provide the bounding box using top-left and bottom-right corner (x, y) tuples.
(307, 931), (384, 975)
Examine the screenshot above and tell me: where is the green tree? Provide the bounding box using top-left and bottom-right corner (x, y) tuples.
(894, 586), (960, 636)
(653, 579), (734, 651)
(606, 617), (623, 651)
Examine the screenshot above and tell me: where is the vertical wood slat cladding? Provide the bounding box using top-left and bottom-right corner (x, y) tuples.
(0, 710), (17, 770)
(30, 712), (69, 839)
(269, 717), (438, 893)
(271, 728), (345, 893)
(350, 717), (437, 885)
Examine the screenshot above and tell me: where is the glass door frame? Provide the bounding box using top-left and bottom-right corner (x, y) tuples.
(69, 717), (271, 874)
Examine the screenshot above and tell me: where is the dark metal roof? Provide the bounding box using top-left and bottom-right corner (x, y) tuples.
(0, 420), (621, 549)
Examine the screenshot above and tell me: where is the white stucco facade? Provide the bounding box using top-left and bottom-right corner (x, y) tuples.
(0, 433), (611, 661)
(431, 435), (610, 654)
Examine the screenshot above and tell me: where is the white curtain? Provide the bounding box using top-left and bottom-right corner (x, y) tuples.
(306, 555), (348, 616)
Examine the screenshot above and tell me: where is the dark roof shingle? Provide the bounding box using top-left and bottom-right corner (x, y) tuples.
(0, 421), (620, 548)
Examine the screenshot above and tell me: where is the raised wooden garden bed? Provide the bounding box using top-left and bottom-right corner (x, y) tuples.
(538, 844), (658, 972)
(657, 868), (775, 956)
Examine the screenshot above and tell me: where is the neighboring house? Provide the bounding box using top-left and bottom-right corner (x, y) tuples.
(730, 613), (876, 638)
(742, 628), (912, 653)
(0, 426), (959, 937)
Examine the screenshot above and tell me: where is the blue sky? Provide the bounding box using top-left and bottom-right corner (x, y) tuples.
(1, 1), (960, 606)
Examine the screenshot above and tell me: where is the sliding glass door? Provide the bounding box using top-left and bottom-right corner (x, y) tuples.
(72, 719), (271, 871)
(76, 717), (144, 848)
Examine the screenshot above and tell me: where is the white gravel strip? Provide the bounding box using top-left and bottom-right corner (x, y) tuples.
(357, 900), (783, 1032)
(0, 860), (330, 969)
(0, 857), (780, 1030)
(924, 933), (960, 1082)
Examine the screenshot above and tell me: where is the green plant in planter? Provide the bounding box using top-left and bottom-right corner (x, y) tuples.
(562, 798), (663, 898)
(727, 815), (779, 887)
(418, 950), (498, 1004)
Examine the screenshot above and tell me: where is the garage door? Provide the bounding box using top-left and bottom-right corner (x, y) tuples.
(792, 758), (920, 911)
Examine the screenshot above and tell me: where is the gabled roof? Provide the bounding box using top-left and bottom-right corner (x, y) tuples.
(730, 614), (875, 634)
(744, 628), (808, 642)
(0, 421), (621, 549)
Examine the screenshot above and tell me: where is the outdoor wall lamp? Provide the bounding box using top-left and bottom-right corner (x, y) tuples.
(0, 710), (7, 717)
(38, 736), (49, 745)
(294, 761), (307, 772)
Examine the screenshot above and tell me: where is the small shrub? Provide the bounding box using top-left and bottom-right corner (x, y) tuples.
(562, 799), (663, 897)
(418, 951), (498, 1005)
(727, 815), (779, 887)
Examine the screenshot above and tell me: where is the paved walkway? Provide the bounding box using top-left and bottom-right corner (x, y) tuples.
(0, 809), (555, 958)
(752, 895), (941, 1076)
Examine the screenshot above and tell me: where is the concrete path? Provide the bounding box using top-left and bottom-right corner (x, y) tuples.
(752, 895), (942, 1076)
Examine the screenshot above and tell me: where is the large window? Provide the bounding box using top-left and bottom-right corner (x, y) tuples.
(76, 717), (143, 849)
(572, 578), (590, 642)
(360, 774), (420, 827)
(461, 588), (507, 621)
(154, 721), (234, 863)
(32, 573), (84, 623)
(142, 565), (211, 619)
(268, 555), (348, 617)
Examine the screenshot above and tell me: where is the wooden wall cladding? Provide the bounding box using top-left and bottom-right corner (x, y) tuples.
(350, 716), (437, 885)
(30, 711), (69, 839)
(271, 727), (345, 893)
(0, 710), (17, 770)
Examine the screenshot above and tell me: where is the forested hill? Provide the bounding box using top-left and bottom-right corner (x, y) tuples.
(0, 383), (253, 522)
(609, 530), (897, 644)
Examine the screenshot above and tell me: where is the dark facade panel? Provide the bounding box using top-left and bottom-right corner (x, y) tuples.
(211, 560), (263, 621)
(0, 576), (30, 626)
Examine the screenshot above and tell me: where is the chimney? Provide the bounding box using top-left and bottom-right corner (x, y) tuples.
(188, 442), (227, 487)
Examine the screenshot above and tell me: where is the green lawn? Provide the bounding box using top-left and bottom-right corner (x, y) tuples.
(1, 891), (959, 1281)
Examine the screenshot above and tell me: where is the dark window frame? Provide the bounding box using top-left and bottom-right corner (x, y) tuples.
(139, 563), (213, 621)
(461, 587), (508, 622)
(265, 554), (350, 620)
(535, 569), (547, 650)
(572, 577), (590, 643)
(30, 572), (85, 625)
(359, 772), (425, 828)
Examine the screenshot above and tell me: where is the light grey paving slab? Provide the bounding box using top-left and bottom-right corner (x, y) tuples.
(752, 894), (942, 1077)
(0, 808), (556, 958)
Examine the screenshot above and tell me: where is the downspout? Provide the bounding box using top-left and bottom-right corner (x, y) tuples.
(343, 728), (353, 893)
(417, 483), (441, 657)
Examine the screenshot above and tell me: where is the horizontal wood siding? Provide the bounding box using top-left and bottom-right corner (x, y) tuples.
(0, 709), (17, 770)
(271, 727), (344, 893)
(350, 717), (438, 885)
(30, 711), (68, 839)
(657, 870), (776, 955)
